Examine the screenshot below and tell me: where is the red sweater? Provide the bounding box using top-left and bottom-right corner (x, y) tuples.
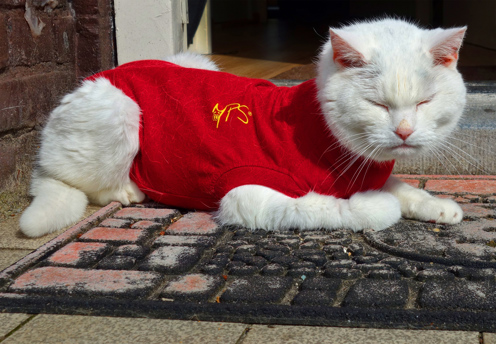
(90, 60), (394, 210)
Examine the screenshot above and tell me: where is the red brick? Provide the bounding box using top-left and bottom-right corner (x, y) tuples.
(32, 0), (67, 8)
(139, 246), (201, 273)
(394, 174), (496, 180)
(0, 13), (8, 69)
(0, 131), (38, 189)
(165, 274), (216, 293)
(7, 11), (54, 66)
(75, 16), (101, 77)
(394, 174), (419, 179)
(113, 208), (178, 223)
(10, 266), (162, 298)
(153, 235), (215, 247)
(160, 274), (224, 301)
(460, 204), (495, 219)
(99, 218), (131, 228)
(166, 212), (222, 236)
(1, 0), (25, 6)
(0, 139), (17, 187)
(53, 14), (75, 64)
(399, 179), (420, 188)
(74, 5), (115, 78)
(80, 227), (150, 244)
(131, 220), (162, 231)
(114, 245), (149, 259)
(436, 195), (469, 204)
(0, 76), (47, 132)
(0, 202), (121, 283)
(464, 194), (481, 203)
(0, 70), (76, 133)
(46, 242), (110, 267)
(425, 180), (496, 194)
(72, 0), (100, 15)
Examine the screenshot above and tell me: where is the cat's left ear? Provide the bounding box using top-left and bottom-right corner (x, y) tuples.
(329, 29), (367, 68)
(429, 27), (467, 68)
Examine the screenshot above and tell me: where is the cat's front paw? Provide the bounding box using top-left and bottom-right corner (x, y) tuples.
(348, 191), (401, 231)
(404, 196), (463, 224)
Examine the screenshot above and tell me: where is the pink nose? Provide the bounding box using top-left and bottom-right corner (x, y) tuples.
(395, 127), (413, 140)
(395, 119), (413, 141)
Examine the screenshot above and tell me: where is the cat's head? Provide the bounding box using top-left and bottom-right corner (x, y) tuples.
(316, 18), (467, 162)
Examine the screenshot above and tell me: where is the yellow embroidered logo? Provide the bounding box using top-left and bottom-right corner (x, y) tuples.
(212, 103), (252, 128)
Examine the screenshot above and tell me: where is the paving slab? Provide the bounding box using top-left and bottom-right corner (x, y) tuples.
(1, 315), (246, 344)
(0, 313), (31, 341)
(484, 333), (496, 344)
(0, 250), (32, 271)
(243, 325), (480, 344)
(1, 176), (496, 331)
(0, 205), (102, 250)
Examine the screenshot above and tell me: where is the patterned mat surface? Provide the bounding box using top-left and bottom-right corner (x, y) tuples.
(1, 198), (496, 331)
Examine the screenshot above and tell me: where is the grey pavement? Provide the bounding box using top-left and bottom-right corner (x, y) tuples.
(0, 313), (485, 343)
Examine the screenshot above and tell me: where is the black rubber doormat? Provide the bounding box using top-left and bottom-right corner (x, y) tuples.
(1, 200), (496, 331)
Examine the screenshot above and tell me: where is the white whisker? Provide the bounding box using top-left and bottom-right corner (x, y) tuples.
(438, 141), (490, 174)
(0, 106), (24, 111)
(429, 145), (459, 176)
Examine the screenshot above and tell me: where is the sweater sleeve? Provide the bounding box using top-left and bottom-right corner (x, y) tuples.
(214, 165), (304, 200)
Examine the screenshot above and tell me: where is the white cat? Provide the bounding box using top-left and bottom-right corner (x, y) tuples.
(20, 19), (467, 238)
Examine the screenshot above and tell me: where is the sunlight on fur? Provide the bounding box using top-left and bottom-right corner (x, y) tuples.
(20, 18), (467, 237)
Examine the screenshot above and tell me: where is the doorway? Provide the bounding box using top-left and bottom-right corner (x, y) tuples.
(194, 0), (496, 81)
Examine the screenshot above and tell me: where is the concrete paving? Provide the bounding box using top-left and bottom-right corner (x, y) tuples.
(485, 333), (496, 344)
(1, 315), (247, 344)
(0, 250), (32, 271)
(243, 325), (481, 344)
(0, 315), (483, 344)
(1, 175), (496, 342)
(0, 206), (102, 250)
(0, 313), (31, 341)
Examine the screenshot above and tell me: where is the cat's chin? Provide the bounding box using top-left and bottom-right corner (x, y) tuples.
(387, 144), (422, 160)
(365, 144), (422, 162)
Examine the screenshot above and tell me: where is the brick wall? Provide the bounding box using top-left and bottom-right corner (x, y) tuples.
(0, 0), (115, 217)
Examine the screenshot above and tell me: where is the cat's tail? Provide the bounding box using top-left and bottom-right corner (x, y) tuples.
(20, 175), (88, 238)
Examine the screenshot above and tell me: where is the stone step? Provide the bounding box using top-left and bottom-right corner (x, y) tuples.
(272, 80), (496, 175)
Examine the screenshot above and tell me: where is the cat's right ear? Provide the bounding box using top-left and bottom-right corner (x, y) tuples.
(429, 27), (467, 68)
(329, 29), (366, 68)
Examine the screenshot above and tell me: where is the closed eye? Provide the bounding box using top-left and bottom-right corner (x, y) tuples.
(417, 94), (436, 110)
(416, 99), (431, 111)
(367, 100), (389, 112)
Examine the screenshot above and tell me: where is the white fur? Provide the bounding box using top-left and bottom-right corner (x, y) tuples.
(316, 19), (466, 162)
(21, 25), (467, 237)
(163, 52), (220, 71)
(20, 174), (88, 237)
(20, 78), (146, 237)
(383, 175), (462, 224)
(216, 185), (401, 232)
(20, 53), (217, 237)
(218, 19), (467, 231)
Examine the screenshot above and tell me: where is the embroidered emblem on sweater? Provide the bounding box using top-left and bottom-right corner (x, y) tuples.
(212, 103), (252, 128)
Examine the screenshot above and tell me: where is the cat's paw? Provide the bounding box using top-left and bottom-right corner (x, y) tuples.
(403, 196), (463, 224)
(89, 182), (145, 206)
(124, 182), (146, 203)
(348, 191), (401, 231)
